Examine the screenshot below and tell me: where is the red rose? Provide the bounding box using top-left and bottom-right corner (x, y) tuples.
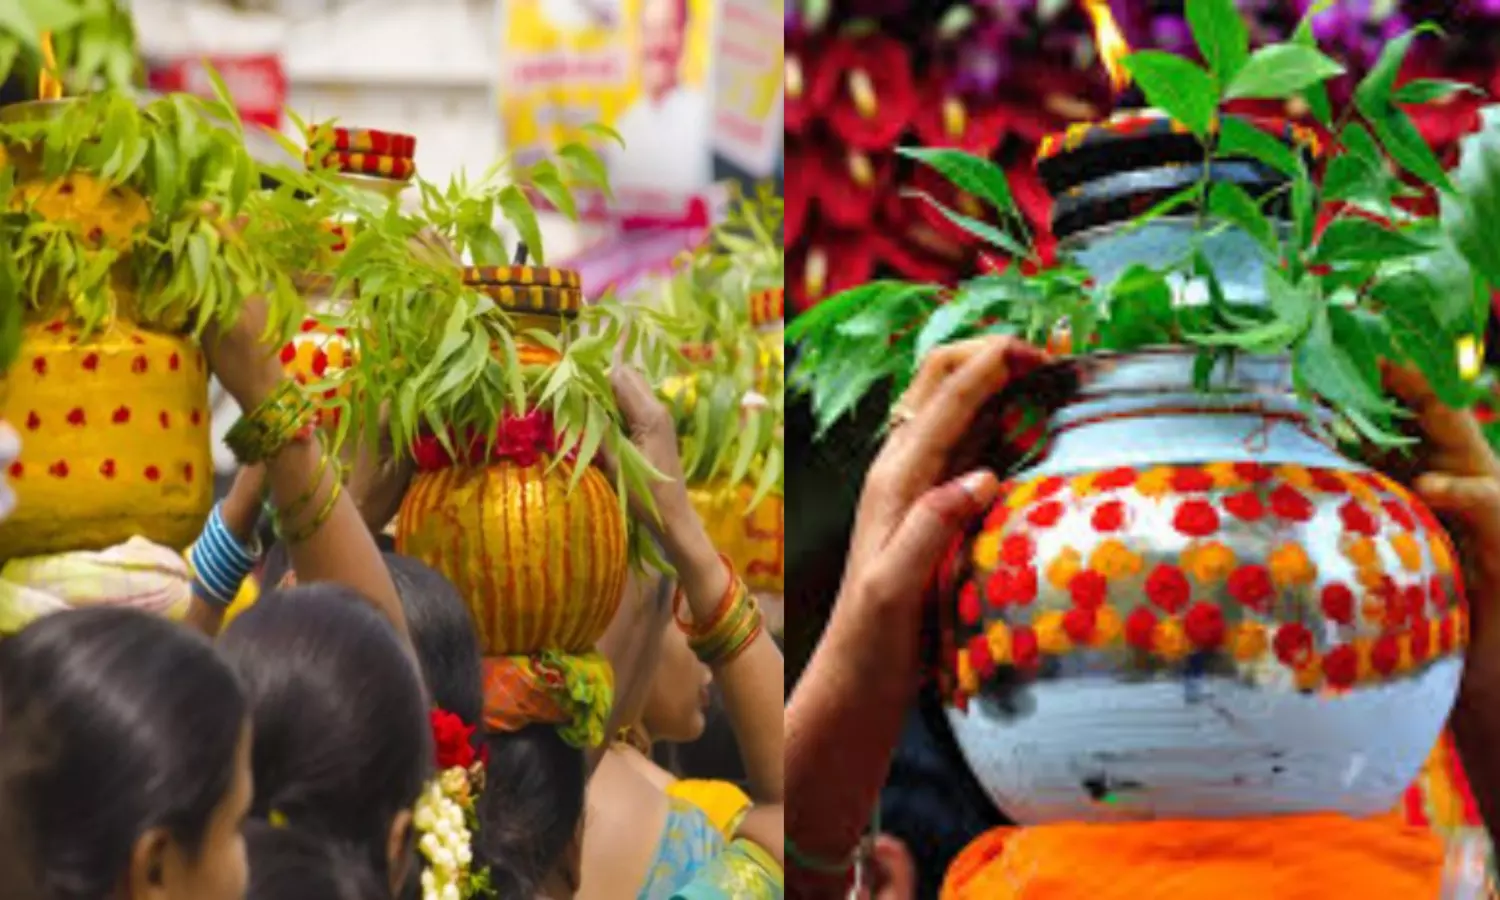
(1222, 491), (1266, 522)
(1339, 501), (1378, 537)
(1184, 602), (1224, 650)
(1227, 565), (1273, 613)
(1371, 634), (1400, 675)
(1322, 644), (1358, 689)
(1269, 485), (1314, 522)
(1069, 570), (1108, 610)
(1273, 623), (1313, 668)
(1125, 607), (1157, 651)
(1320, 583), (1355, 625)
(1091, 500), (1126, 533)
(1145, 564), (1191, 614)
(1172, 500), (1221, 538)
(430, 709), (478, 770)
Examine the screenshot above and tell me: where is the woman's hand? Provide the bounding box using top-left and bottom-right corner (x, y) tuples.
(836, 336), (1048, 630)
(203, 299), (286, 413)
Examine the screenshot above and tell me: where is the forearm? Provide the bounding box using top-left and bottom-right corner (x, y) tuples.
(266, 439), (408, 641)
(785, 595), (921, 894)
(185, 468), (265, 638)
(666, 519), (785, 804)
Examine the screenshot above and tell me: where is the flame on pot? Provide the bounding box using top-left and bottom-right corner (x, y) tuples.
(1081, 0), (1132, 93)
(38, 32), (62, 100)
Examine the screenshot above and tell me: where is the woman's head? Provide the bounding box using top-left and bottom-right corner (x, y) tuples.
(479, 725), (587, 898)
(641, 622), (712, 743)
(244, 823), (387, 900)
(387, 553), (482, 727)
(218, 585), (432, 892)
(0, 607), (251, 900)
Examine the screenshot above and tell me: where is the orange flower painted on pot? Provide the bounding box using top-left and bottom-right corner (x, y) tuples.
(986, 621), (1013, 665)
(1390, 532), (1424, 573)
(1268, 543), (1317, 589)
(1070, 471), (1100, 497)
(1094, 606), (1123, 647)
(1345, 536), (1380, 570)
(1047, 547), (1083, 591)
(1231, 621), (1268, 662)
(1035, 611), (1071, 655)
(1089, 539), (1143, 580)
(1339, 470), (1380, 505)
(1154, 617), (1189, 662)
(973, 531), (1002, 570)
(1006, 478), (1042, 509)
(1294, 662), (1323, 691)
(1135, 466), (1176, 498)
(1181, 541), (1236, 585)
(1202, 462), (1243, 489)
(1430, 533), (1455, 574)
(1353, 637), (1376, 681)
(1276, 464), (1314, 490)
(958, 652), (978, 693)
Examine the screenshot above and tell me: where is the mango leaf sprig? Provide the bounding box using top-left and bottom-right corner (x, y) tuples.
(790, 0), (1500, 447)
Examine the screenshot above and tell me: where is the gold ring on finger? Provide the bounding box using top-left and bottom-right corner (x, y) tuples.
(888, 404), (916, 430)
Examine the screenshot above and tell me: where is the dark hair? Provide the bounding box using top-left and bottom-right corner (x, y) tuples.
(246, 821), (388, 900)
(219, 585), (432, 885)
(0, 608), (246, 899)
(258, 534), (399, 592)
(479, 726), (586, 898)
(388, 554), (482, 726)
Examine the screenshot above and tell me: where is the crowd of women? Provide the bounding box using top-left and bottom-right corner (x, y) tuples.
(0, 299), (785, 899)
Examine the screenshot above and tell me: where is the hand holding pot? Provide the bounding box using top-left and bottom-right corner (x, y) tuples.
(203, 299), (287, 413)
(606, 365), (697, 552)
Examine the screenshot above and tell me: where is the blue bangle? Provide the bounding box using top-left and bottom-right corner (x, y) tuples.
(190, 503), (261, 609)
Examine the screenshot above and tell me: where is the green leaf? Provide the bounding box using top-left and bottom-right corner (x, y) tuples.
(1353, 25), (1440, 115)
(559, 143), (612, 200)
(1186, 0), (1249, 85)
(1290, 11), (1334, 124)
(1216, 116), (1300, 178)
(1446, 106), (1500, 285)
(1294, 308), (1396, 417)
(1122, 51), (1218, 135)
(1208, 181), (1277, 252)
(1393, 78), (1485, 106)
(1368, 105), (1454, 193)
(897, 147), (1018, 222)
(1225, 43), (1345, 101)
(904, 190), (1030, 259)
(581, 122), (625, 148)
(497, 184), (544, 264)
(1311, 217), (1432, 264)
(914, 272), (1026, 360)
(529, 164), (578, 220)
(1097, 265), (1174, 350)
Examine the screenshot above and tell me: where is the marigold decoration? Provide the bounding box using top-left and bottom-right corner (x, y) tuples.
(395, 266), (627, 656)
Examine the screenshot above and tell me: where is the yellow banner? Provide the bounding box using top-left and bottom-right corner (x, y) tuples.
(499, 0), (716, 203)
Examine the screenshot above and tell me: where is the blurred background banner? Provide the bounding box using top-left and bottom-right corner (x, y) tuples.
(710, 0), (784, 178)
(147, 54), (287, 129)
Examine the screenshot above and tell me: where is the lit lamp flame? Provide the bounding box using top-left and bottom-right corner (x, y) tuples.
(1081, 0), (1132, 94)
(38, 31), (63, 100)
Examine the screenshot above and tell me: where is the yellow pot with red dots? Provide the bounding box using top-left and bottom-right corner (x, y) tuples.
(394, 265), (629, 655)
(688, 479), (783, 595)
(280, 316), (356, 430)
(0, 319), (212, 560)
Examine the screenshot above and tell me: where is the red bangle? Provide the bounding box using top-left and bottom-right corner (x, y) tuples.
(674, 553), (739, 637)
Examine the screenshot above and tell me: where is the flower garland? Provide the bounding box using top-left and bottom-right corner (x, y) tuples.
(414, 710), (492, 900)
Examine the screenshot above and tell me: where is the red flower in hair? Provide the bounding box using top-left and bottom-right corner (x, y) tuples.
(430, 709), (478, 770)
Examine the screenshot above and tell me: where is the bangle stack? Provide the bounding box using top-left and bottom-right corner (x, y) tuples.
(676, 554), (764, 667)
(225, 382), (315, 465)
(273, 436), (343, 544)
(189, 503), (263, 609)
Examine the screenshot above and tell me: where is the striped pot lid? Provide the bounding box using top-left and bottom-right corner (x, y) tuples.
(749, 287), (784, 330)
(463, 265), (583, 291)
(470, 283), (584, 318)
(306, 150), (416, 182)
(325, 126), (418, 159)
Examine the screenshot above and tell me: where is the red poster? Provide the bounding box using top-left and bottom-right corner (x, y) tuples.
(148, 55), (287, 130)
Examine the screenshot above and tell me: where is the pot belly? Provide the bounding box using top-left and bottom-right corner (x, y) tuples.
(947, 657), (1462, 822)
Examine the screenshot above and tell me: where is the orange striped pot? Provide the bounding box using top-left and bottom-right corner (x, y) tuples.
(394, 457), (627, 655)
(688, 479), (784, 595)
(0, 319), (213, 559)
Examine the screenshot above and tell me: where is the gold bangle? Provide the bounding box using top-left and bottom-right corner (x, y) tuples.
(226, 382), (314, 464)
(690, 591), (760, 664)
(280, 446), (332, 524)
(285, 477), (342, 544)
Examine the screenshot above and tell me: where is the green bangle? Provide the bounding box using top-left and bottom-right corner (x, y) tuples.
(784, 806), (880, 877)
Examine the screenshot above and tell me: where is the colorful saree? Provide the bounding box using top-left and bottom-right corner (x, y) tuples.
(670, 838), (783, 900)
(638, 797), (726, 900)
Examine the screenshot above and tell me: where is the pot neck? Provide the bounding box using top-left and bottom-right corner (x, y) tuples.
(1028, 351), (1338, 474)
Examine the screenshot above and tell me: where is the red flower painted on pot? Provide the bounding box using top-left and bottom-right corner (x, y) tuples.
(1320, 583), (1355, 626)
(969, 635), (996, 679)
(1310, 469), (1347, 494)
(1222, 491), (1266, 522)
(1091, 499), (1126, 533)
(1145, 564), (1190, 614)
(815, 35), (917, 150)
(1027, 500), (1064, 529)
(1172, 500), (1220, 538)
(1184, 602), (1224, 650)
(959, 582), (982, 624)
(1383, 500), (1416, 532)
(1234, 462), (1274, 484)
(1170, 468), (1215, 493)
(1001, 534), (1034, 567)
(1410, 619), (1432, 662)
(1322, 644), (1358, 689)
(1371, 634), (1401, 675)
(1125, 607), (1157, 651)
(1339, 500), (1379, 537)
(1269, 485), (1314, 523)
(1012, 625), (1040, 670)
(1273, 622), (1314, 668)
(1063, 607), (1096, 644)
(1227, 565), (1273, 613)
(1069, 570), (1108, 610)
(1094, 467), (1138, 491)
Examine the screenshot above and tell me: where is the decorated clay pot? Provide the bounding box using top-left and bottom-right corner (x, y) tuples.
(940, 350), (1465, 823)
(689, 480), (784, 596)
(0, 319), (213, 559)
(394, 265), (628, 655)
